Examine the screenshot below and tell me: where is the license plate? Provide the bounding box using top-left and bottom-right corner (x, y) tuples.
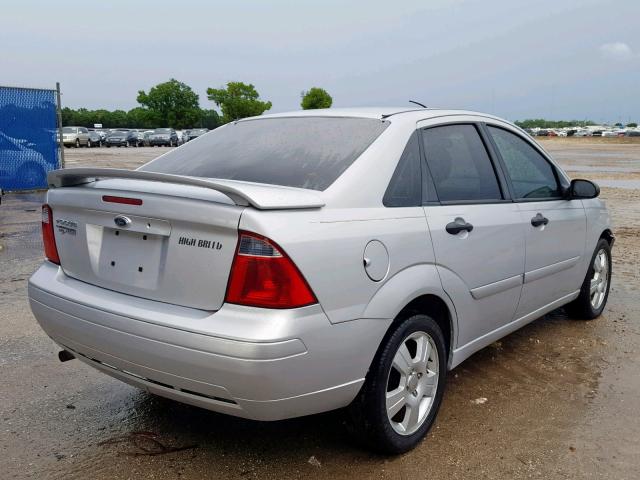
(96, 227), (163, 289)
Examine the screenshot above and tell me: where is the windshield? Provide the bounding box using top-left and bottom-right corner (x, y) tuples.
(141, 117), (388, 191)
(62, 127), (76, 133)
(153, 128), (171, 134)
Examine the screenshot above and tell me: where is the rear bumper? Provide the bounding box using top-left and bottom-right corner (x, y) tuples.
(28, 263), (386, 420)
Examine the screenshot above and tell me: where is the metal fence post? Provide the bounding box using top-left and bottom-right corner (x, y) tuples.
(56, 82), (65, 169)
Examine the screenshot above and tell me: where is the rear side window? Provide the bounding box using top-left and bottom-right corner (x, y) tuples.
(142, 117), (389, 191)
(488, 126), (561, 199)
(383, 132), (422, 207)
(422, 124), (502, 202)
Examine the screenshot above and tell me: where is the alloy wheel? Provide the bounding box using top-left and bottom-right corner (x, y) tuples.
(386, 331), (439, 435)
(590, 248), (609, 310)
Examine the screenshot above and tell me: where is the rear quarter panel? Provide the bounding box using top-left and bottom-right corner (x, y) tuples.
(239, 206), (443, 325)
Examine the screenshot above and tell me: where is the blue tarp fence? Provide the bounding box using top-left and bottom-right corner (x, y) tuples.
(0, 85), (60, 191)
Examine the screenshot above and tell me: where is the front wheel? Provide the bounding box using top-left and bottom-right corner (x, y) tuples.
(566, 238), (612, 319)
(347, 314), (447, 454)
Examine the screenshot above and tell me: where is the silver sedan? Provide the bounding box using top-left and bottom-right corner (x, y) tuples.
(29, 108), (612, 453)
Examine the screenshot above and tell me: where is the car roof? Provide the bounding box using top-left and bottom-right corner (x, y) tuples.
(253, 107), (507, 123)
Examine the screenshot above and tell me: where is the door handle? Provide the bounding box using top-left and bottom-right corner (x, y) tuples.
(531, 213), (549, 227)
(446, 219), (474, 235)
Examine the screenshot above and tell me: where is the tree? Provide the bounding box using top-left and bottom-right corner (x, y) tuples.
(515, 119), (595, 129)
(199, 109), (222, 129)
(126, 107), (155, 129)
(137, 79), (201, 129)
(627, 122), (638, 128)
(301, 87), (332, 110)
(206, 82), (272, 123)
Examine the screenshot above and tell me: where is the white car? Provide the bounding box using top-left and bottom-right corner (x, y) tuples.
(29, 108), (613, 453)
(61, 126), (90, 148)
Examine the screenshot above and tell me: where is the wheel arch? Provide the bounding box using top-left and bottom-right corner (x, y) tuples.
(394, 294), (454, 366)
(362, 264), (458, 370)
(600, 228), (614, 247)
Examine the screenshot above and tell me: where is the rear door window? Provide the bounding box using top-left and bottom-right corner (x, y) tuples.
(142, 117), (389, 191)
(422, 124), (502, 202)
(488, 126), (562, 199)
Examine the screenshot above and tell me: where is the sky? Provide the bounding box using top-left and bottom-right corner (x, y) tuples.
(2, 0), (639, 123)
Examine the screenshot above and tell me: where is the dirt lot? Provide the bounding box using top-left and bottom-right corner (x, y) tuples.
(1, 141), (639, 479)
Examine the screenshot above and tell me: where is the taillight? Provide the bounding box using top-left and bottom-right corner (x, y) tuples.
(41, 204), (60, 265)
(225, 231), (317, 309)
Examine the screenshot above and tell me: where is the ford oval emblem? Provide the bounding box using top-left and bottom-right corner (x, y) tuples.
(114, 215), (131, 228)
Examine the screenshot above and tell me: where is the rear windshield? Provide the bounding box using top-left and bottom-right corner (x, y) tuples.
(141, 117), (389, 191)
(62, 127), (76, 133)
(154, 128), (171, 133)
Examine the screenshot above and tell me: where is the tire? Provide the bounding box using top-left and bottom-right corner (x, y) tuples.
(347, 314), (447, 454)
(75, 139), (80, 148)
(566, 238), (612, 320)
(87, 140), (92, 148)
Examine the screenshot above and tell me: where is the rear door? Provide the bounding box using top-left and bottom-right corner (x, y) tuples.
(484, 125), (586, 318)
(79, 127), (90, 145)
(419, 120), (526, 349)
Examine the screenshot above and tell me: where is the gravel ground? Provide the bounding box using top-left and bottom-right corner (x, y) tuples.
(1, 141), (639, 479)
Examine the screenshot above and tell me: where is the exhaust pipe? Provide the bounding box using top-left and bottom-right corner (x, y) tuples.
(58, 350), (75, 362)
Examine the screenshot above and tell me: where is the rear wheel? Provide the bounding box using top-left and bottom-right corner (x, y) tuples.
(347, 314), (447, 454)
(75, 139), (80, 148)
(566, 238), (612, 319)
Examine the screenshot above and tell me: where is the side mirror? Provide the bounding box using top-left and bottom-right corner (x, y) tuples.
(567, 179), (600, 199)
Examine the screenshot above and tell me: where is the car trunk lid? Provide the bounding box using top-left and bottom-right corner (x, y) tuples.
(46, 168), (324, 311)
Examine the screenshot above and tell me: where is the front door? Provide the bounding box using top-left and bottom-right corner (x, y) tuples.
(485, 125), (586, 318)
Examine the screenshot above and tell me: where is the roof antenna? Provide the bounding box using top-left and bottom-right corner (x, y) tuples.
(409, 100), (427, 108)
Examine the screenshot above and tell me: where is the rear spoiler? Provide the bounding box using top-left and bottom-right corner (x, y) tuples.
(47, 168), (325, 210)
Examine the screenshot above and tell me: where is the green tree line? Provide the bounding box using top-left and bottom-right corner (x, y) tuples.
(62, 79), (333, 129)
(515, 119), (596, 129)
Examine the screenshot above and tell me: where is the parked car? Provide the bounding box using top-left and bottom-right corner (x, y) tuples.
(592, 130), (603, 137)
(29, 109), (613, 454)
(625, 130), (640, 137)
(61, 126), (90, 148)
(184, 128), (209, 142)
(87, 131), (103, 147)
(0, 132), (51, 189)
(129, 130), (146, 147)
(149, 128), (179, 146)
(602, 131), (618, 138)
(105, 130), (136, 147)
(537, 129), (549, 136)
(573, 130), (592, 137)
